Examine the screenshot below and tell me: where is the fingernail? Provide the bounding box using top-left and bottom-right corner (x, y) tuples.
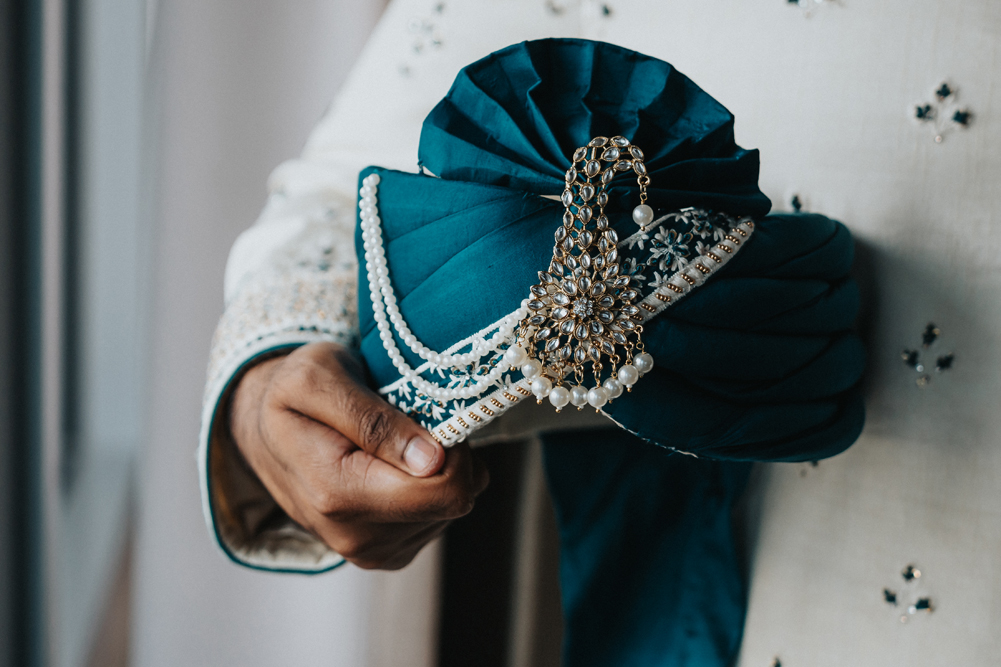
(404, 437), (438, 474)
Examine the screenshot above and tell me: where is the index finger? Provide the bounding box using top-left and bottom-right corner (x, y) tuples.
(274, 343), (446, 477)
(337, 442), (489, 523)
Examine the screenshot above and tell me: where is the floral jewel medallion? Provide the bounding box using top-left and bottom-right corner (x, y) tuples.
(507, 136), (656, 412)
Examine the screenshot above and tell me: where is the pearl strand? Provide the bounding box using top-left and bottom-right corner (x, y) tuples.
(360, 176), (526, 367)
(359, 173), (525, 401)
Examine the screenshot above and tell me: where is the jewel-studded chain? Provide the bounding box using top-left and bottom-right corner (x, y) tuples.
(514, 136), (654, 408)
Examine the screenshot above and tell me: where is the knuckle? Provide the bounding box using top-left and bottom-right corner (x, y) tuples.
(309, 486), (345, 518)
(355, 404), (394, 453)
(437, 484), (475, 519)
(268, 357), (310, 401)
(332, 536), (366, 561)
(377, 553), (418, 571)
(452, 489), (476, 517)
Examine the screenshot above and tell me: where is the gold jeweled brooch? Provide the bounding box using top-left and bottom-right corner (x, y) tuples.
(506, 136), (656, 412)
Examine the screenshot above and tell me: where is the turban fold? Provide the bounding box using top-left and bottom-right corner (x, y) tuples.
(356, 38), (864, 462)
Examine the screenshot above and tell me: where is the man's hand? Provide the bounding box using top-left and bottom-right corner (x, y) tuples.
(229, 341), (488, 570)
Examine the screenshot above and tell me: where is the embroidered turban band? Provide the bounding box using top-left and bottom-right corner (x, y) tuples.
(355, 38), (865, 461)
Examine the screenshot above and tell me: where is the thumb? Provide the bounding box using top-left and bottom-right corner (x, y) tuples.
(341, 384), (445, 477)
(283, 346), (446, 477)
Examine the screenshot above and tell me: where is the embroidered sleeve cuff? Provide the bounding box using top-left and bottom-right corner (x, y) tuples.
(198, 270), (358, 573)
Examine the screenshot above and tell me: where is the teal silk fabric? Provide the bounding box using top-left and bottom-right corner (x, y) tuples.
(356, 39), (865, 666)
(543, 429), (751, 667)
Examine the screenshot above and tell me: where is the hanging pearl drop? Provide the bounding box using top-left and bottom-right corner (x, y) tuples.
(632, 204), (654, 227)
(587, 386), (609, 408)
(549, 386), (571, 410)
(504, 345), (529, 367)
(531, 376), (553, 399)
(570, 385), (589, 408)
(521, 359), (543, 379)
(634, 352), (655, 375)
(617, 364), (640, 387)
(603, 377), (623, 399)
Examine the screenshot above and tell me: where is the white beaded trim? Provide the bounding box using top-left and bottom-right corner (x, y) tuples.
(359, 171), (755, 445)
(359, 172), (528, 402)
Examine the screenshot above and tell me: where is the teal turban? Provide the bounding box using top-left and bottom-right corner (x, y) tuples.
(356, 38), (865, 462)
(355, 38), (866, 667)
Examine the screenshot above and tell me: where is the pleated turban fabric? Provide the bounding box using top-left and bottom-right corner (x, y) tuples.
(356, 38), (865, 462)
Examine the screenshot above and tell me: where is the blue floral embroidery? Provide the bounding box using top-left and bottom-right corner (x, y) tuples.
(651, 228), (694, 271)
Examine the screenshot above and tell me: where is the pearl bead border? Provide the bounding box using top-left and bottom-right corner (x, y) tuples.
(359, 170), (755, 446)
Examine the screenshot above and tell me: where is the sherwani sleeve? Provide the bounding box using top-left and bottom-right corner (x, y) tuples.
(198, 155), (361, 572)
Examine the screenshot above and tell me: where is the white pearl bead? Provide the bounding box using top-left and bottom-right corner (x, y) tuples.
(632, 204), (654, 226)
(634, 352), (655, 375)
(504, 345), (529, 367)
(587, 386), (609, 408)
(531, 376), (553, 398)
(603, 377), (623, 399)
(521, 360), (543, 379)
(617, 364), (640, 387)
(570, 385), (589, 407)
(549, 386), (571, 410)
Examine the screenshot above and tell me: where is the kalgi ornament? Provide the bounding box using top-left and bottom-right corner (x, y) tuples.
(509, 136), (656, 411)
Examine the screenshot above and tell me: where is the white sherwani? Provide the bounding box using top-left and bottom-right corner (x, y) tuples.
(200, 0), (1001, 663)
